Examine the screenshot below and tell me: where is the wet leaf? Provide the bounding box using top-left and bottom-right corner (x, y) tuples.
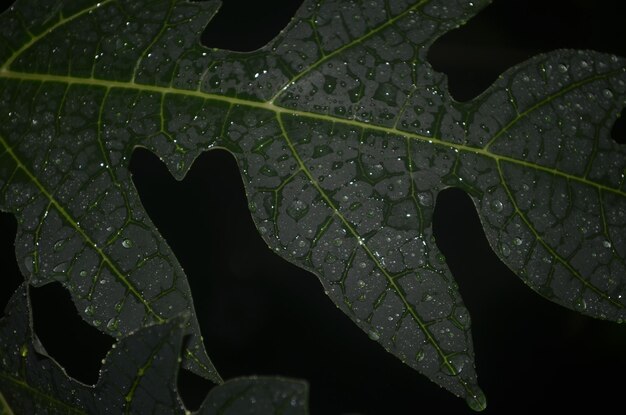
(0, 284), (308, 414)
(0, 0), (624, 410)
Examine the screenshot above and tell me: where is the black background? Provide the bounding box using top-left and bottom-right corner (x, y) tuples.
(1, 1), (626, 414)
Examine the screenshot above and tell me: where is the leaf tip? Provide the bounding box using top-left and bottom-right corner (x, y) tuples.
(466, 387), (487, 412)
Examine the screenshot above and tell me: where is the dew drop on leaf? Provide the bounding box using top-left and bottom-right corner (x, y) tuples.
(24, 256), (34, 273)
(500, 243), (511, 257)
(491, 200), (503, 212)
(53, 239), (66, 252)
(443, 354), (467, 376)
(20, 344), (28, 358)
(122, 239), (133, 248)
(466, 388), (487, 412)
(106, 318), (119, 331)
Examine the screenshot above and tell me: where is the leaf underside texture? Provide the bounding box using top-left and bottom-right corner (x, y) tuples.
(0, 0), (624, 410)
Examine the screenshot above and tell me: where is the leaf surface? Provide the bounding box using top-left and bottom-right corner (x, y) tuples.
(0, 284), (309, 414)
(0, 0), (625, 409)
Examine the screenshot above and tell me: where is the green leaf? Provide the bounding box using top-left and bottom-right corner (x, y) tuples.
(0, 0), (221, 381)
(0, 0), (624, 410)
(198, 377), (308, 415)
(0, 391), (15, 415)
(0, 284), (309, 414)
(0, 283), (184, 414)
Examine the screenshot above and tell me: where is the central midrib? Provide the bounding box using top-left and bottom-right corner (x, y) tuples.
(0, 69), (623, 198)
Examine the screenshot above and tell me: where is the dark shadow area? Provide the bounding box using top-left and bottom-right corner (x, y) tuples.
(177, 367), (213, 411)
(0, 212), (22, 311)
(428, 0), (626, 102)
(30, 283), (114, 385)
(433, 188), (626, 414)
(200, 0), (303, 52)
(130, 148), (470, 414)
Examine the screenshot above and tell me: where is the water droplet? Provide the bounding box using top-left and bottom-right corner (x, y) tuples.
(466, 387), (487, 411)
(368, 330), (380, 341)
(575, 298), (587, 311)
(358, 262), (367, 269)
(603, 89), (614, 99)
(500, 243), (511, 257)
(84, 305), (94, 316)
(417, 192), (433, 207)
(122, 239), (133, 248)
(513, 237), (523, 246)
(557, 63), (568, 73)
(491, 200), (503, 213)
(20, 344), (28, 358)
(603, 240), (612, 249)
(357, 280), (366, 288)
(287, 199), (308, 220)
(53, 239), (66, 252)
(79, 270), (88, 277)
(106, 318), (118, 331)
(454, 306), (470, 327)
(443, 354), (468, 376)
(24, 256), (34, 273)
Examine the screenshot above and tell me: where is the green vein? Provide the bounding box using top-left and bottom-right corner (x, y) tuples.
(0, 133), (164, 321)
(496, 159), (623, 308)
(122, 329), (174, 414)
(269, 0), (430, 103)
(0, 372), (87, 415)
(1, 0), (116, 71)
(0, 391), (15, 415)
(1, 69), (624, 198)
(484, 70), (620, 151)
(275, 113), (471, 395)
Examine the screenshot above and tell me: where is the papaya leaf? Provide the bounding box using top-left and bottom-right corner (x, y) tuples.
(0, 0), (625, 411)
(0, 284), (309, 414)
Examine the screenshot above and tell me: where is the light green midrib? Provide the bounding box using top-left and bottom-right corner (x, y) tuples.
(1, 69), (623, 198)
(0, 372), (87, 415)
